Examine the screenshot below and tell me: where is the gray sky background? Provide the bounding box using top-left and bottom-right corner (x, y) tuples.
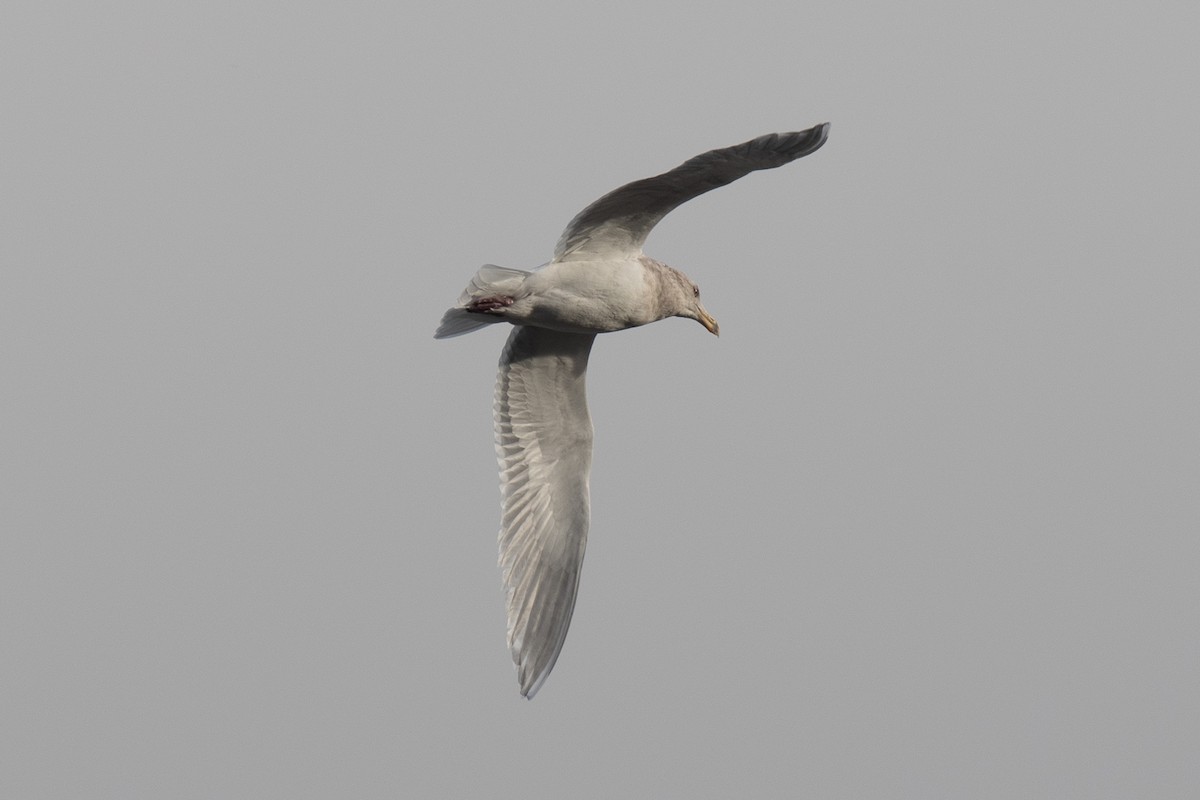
(3, 2), (1198, 797)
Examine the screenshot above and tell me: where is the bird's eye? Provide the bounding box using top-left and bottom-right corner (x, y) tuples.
(692, 286), (700, 298)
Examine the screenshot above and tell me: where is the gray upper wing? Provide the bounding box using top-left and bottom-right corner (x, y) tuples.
(553, 122), (829, 261)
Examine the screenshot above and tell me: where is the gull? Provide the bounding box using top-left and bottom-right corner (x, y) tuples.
(435, 123), (830, 697)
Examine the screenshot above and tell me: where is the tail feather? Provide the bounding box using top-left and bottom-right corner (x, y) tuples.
(434, 264), (531, 339)
(457, 264), (530, 304)
(434, 308), (496, 339)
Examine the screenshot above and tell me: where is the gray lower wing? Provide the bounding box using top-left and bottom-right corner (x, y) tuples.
(494, 326), (597, 697)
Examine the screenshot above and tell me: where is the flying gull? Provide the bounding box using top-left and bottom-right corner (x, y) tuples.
(435, 123), (830, 697)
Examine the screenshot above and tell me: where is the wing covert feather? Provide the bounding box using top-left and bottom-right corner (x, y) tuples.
(494, 326), (597, 698)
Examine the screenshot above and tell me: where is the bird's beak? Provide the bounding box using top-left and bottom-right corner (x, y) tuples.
(696, 305), (720, 337)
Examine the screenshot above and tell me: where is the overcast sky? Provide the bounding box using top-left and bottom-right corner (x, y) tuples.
(3, 2), (1198, 797)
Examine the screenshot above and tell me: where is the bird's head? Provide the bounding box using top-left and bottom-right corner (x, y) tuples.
(657, 264), (719, 336)
(683, 280), (719, 336)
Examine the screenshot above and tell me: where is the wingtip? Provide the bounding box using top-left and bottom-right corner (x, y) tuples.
(518, 664), (550, 699)
(777, 122), (830, 161)
(808, 121), (831, 149)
